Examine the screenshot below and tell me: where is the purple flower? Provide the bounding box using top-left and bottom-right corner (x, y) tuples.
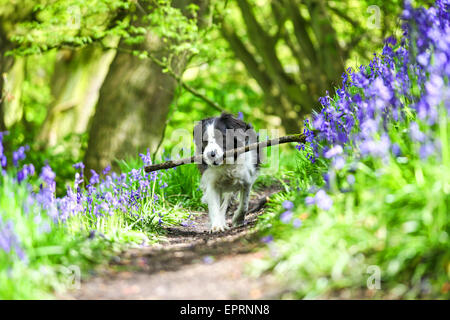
(332, 156), (345, 170)
(305, 196), (315, 206)
(360, 134), (391, 159)
(0, 216), (27, 262)
(1, 155), (6, 168)
(40, 164), (56, 185)
(391, 143), (402, 157)
(282, 200), (294, 210)
(74, 172), (84, 189)
(293, 218), (303, 228)
(298, 0), (450, 176)
(73, 162), (85, 170)
(315, 190), (333, 211)
(324, 145), (343, 159)
(384, 36), (397, 46)
(139, 179), (150, 191)
(417, 52), (430, 66)
(12, 146), (29, 167)
(410, 122), (426, 142)
(373, 78), (392, 101)
(89, 170), (99, 185)
(280, 210), (293, 223)
(419, 142), (435, 159)
(346, 174), (356, 185)
(261, 235), (274, 244)
(130, 169), (141, 182)
(139, 149), (152, 166)
(425, 74), (444, 107)
(17, 164), (35, 183)
(203, 255), (215, 264)
(102, 165), (111, 175)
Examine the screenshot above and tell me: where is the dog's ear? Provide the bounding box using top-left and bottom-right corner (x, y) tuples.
(220, 112), (252, 130)
(220, 113), (257, 153)
(193, 120), (205, 155)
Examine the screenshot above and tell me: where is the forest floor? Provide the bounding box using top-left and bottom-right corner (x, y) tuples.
(60, 185), (286, 300)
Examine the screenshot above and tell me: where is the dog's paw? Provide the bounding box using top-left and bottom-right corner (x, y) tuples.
(232, 210), (245, 227)
(209, 224), (229, 233)
(232, 218), (245, 227)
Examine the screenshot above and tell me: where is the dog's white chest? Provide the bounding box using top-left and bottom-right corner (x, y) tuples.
(200, 155), (258, 193)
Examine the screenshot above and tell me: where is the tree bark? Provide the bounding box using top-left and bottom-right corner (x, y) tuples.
(84, 0), (209, 174)
(84, 36), (179, 173)
(0, 25), (14, 132)
(84, 0), (209, 172)
(37, 44), (117, 153)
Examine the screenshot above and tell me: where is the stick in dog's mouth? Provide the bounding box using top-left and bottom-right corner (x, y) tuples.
(143, 133), (308, 173)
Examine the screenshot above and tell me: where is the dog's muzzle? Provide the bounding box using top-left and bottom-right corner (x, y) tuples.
(204, 150), (224, 166)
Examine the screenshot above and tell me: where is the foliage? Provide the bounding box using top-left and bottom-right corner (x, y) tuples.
(5, 0), (223, 82)
(4, 0), (131, 55)
(255, 0), (450, 299)
(0, 172), (134, 299)
(0, 133), (195, 298)
(219, 0), (435, 130)
(0, 0), (448, 300)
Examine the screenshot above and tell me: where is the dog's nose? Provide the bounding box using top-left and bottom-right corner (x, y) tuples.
(208, 151), (216, 158)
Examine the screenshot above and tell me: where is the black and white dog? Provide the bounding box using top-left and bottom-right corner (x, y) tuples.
(193, 113), (260, 232)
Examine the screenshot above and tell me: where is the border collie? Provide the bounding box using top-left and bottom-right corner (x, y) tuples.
(193, 113), (260, 232)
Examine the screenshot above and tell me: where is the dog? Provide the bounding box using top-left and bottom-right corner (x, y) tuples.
(193, 113), (260, 232)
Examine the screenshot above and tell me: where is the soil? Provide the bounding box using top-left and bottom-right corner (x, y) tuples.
(60, 184), (285, 300)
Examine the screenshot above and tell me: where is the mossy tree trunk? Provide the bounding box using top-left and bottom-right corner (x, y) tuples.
(84, 41), (180, 174)
(37, 44), (118, 155)
(0, 25), (14, 132)
(84, 0), (209, 174)
(2, 57), (25, 129)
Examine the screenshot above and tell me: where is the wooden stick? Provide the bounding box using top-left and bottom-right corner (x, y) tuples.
(144, 133), (307, 173)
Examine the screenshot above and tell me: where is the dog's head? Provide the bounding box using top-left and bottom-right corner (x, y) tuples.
(193, 113), (256, 167)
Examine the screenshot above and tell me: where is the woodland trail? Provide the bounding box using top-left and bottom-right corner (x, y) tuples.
(61, 185), (285, 300)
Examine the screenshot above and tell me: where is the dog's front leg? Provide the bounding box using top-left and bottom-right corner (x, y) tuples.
(232, 184), (251, 227)
(220, 192), (233, 217)
(206, 188), (228, 232)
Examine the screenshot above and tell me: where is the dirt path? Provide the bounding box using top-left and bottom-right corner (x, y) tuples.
(62, 185), (284, 300)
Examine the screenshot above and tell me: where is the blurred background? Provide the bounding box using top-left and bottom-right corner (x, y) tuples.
(0, 0), (427, 187)
(1, 0), (448, 300)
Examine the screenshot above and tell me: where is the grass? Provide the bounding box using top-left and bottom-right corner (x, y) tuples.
(253, 112), (450, 299)
(2, 115), (448, 299)
(0, 175), (131, 299)
(0, 151), (204, 299)
(117, 154), (204, 210)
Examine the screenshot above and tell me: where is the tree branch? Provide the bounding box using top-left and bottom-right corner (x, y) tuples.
(144, 133), (308, 172)
(326, 4), (360, 28)
(236, 0), (295, 88)
(221, 23), (273, 93)
(98, 42), (227, 113)
(286, 0), (317, 65)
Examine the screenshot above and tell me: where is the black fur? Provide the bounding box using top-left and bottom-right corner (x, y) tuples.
(193, 113), (260, 173)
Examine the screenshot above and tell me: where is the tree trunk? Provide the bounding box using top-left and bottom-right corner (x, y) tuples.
(37, 44), (117, 155)
(2, 57), (25, 128)
(84, 0), (210, 174)
(0, 26), (14, 132)
(84, 40), (179, 173)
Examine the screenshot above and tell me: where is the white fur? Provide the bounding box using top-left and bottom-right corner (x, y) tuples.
(203, 120), (224, 166)
(200, 148), (259, 232)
